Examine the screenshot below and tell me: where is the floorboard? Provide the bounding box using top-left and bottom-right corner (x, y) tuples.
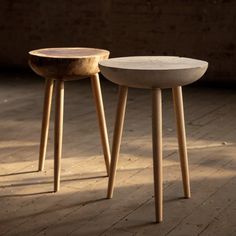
(0, 74), (236, 236)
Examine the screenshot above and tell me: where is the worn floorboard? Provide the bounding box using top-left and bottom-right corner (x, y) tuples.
(0, 74), (236, 236)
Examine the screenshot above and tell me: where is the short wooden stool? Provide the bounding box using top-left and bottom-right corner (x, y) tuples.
(99, 56), (208, 222)
(29, 47), (111, 192)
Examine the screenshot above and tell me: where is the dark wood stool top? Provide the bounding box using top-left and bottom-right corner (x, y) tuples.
(29, 47), (110, 80)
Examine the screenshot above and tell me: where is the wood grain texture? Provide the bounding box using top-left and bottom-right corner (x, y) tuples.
(0, 75), (236, 235)
(99, 56), (208, 88)
(29, 47), (110, 80)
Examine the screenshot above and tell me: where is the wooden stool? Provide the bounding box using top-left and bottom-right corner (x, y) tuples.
(99, 56), (208, 222)
(29, 47), (111, 192)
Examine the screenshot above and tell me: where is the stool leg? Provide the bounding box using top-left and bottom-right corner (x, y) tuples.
(38, 78), (54, 171)
(152, 88), (163, 223)
(107, 86), (128, 199)
(172, 86), (191, 198)
(91, 73), (111, 175)
(54, 80), (64, 192)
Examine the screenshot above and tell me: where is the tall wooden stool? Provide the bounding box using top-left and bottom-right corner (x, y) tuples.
(29, 47), (111, 192)
(99, 56), (208, 222)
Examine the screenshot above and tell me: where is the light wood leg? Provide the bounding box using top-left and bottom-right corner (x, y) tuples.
(91, 73), (111, 175)
(152, 88), (163, 223)
(107, 86), (128, 199)
(38, 78), (54, 171)
(54, 80), (64, 192)
(172, 86), (191, 198)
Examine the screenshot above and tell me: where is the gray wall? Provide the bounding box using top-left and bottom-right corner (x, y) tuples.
(0, 0), (236, 83)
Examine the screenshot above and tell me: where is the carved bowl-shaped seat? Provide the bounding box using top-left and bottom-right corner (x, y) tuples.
(99, 56), (208, 89)
(29, 47), (110, 80)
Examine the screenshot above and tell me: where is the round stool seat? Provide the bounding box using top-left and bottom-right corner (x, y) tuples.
(99, 56), (208, 88)
(29, 47), (110, 80)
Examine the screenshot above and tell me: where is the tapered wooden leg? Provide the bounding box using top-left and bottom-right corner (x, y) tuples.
(172, 86), (191, 198)
(38, 78), (54, 171)
(54, 80), (64, 192)
(91, 73), (111, 175)
(107, 86), (128, 199)
(152, 88), (163, 223)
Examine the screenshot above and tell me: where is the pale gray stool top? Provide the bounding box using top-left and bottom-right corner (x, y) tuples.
(99, 56), (208, 88)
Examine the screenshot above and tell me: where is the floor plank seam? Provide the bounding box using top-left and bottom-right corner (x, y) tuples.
(197, 196), (236, 235)
(164, 159), (235, 236)
(97, 198), (153, 236)
(28, 158), (158, 235)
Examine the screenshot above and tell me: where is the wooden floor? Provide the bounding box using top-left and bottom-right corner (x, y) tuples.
(0, 74), (236, 236)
